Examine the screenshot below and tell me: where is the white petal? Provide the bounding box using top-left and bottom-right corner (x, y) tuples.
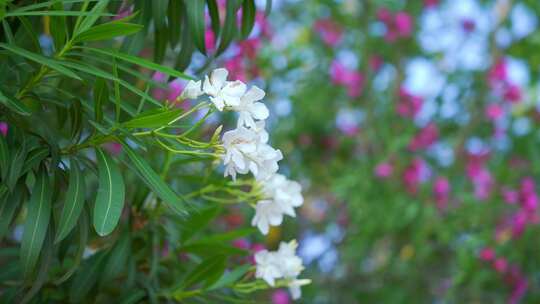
(243, 85), (266, 102)
(210, 68), (228, 89)
(249, 102), (269, 120)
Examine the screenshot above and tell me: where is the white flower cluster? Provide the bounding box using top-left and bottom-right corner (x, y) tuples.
(255, 240), (310, 300)
(184, 68), (304, 235)
(184, 68), (308, 299)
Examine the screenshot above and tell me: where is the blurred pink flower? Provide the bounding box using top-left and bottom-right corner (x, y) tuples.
(205, 29), (216, 53)
(0, 122), (7, 136)
(493, 257), (508, 273)
(433, 176), (450, 210)
(519, 177), (538, 212)
(113, 4), (133, 20)
(396, 88), (423, 119)
(485, 104), (505, 121)
(479, 247), (496, 262)
(272, 289), (290, 304)
(152, 72), (168, 100)
(104, 142), (122, 156)
(375, 162), (393, 178)
(256, 12), (272, 38)
(504, 84), (522, 104)
(502, 188), (519, 205)
(423, 0), (439, 8)
(403, 158), (430, 194)
(461, 18), (476, 33)
(238, 38), (262, 59)
(511, 211), (528, 238)
(314, 19), (343, 47)
(232, 238), (250, 250)
(377, 9), (414, 42)
(369, 55), (384, 72)
(168, 78), (185, 102)
(409, 123), (438, 151)
(488, 58), (507, 85)
(466, 158), (493, 201)
(509, 278), (528, 304)
(330, 61), (364, 98)
(224, 56), (247, 82)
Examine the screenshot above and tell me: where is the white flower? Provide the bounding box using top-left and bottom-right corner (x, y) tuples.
(287, 278), (311, 300)
(180, 80), (203, 99)
(221, 126), (281, 181)
(251, 200), (284, 235)
(250, 144), (282, 181)
(233, 85), (269, 129)
(254, 240), (310, 300)
(254, 250), (281, 286)
(263, 174), (303, 217)
(253, 120), (269, 143)
(203, 68), (246, 110)
(222, 126), (259, 180)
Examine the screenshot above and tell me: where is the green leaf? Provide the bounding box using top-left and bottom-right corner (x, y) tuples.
(180, 205), (221, 242)
(54, 207), (89, 284)
(102, 232), (130, 282)
(20, 166), (52, 278)
(5, 11), (114, 17)
(0, 183), (24, 241)
(241, 0), (256, 39)
(152, 0), (169, 29)
(153, 26), (168, 63)
(121, 143), (188, 216)
(83, 47), (193, 79)
(206, 0), (220, 37)
(168, 0), (183, 47)
(0, 134), (9, 180)
(93, 148), (125, 236)
(180, 255), (226, 291)
(74, 21), (143, 42)
(0, 43), (82, 81)
(175, 9), (194, 71)
(93, 78), (108, 123)
(69, 252), (107, 303)
(56, 159), (86, 243)
(0, 88), (31, 116)
(6, 143), (28, 191)
(122, 108), (182, 129)
(50, 1), (67, 52)
(20, 228), (54, 304)
(21, 147), (49, 175)
(216, 0), (239, 56)
(184, 0), (206, 54)
(207, 264), (251, 290)
(75, 0), (111, 35)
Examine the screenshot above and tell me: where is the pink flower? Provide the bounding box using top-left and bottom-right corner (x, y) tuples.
(103, 142), (122, 156)
(423, 0), (439, 8)
(152, 72), (168, 100)
(378, 9), (414, 42)
(493, 258), (508, 273)
(232, 238), (250, 250)
(433, 176), (450, 209)
(504, 84), (522, 104)
(485, 104), (505, 121)
(502, 188), (519, 205)
(409, 123), (438, 151)
(330, 61), (364, 98)
(167, 78), (185, 102)
(255, 12), (272, 38)
(461, 19), (476, 33)
(369, 55), (384, 72)
(511, 211), (528, 238)
(224, 56), (247, 82)
(314, 19), (343, 47)
(466, 156), (493, 201)
(488, 58), (508, 85)
(205, 29), (216, 53)
(271, 289), (290, 304)
(375, 162), (393, 178)
(403, 158), (430, 194)
(0, 122), (7, 136)
(396, 88), (423, 118)
(519, 177), (538, 212)
(238, 38), (262, 59)
(479, 247), (496, 262)
(509, 278), (528, 304)
(113, 4), (133, 20)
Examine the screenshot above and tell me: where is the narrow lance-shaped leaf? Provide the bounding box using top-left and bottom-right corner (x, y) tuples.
(0, 88), (31, 116)
(20, 166), (52, 278)
(121, 143), (188, 216)
(168, 0), (183, 47)
(0, 43), (82, 80)
(0, 183), (24, 241)
(206, 0), (220, 37)
(74, 21), (143, 42)
(93, 148), (125, 236)
(74, 0), (111, 35)
(55, 159), (86, 243)
(216, 0), (239, 56)
(0, 134), (9, 180)
(93, 77), (108, 123)
(21, 147), (49, 175)
(122, 108), (182, 129)
(184, 0), (206, 54)
(241, 0), (256, 39)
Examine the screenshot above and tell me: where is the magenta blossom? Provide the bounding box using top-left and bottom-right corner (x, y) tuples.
(493, 257), (508, 274)
(374, 162), (393, 178)
(330, 61), (364, 98)
(488, 58), (508, 85)
(0, 122), (7, 136)
(205, 29), (216, 53)
(479, 247), (496, 262)
(377, 9), (414, 42)
(314, 19), (343, 47)
(504, 84), (522, 104)
(369, 55), (384, 72)
(272, 289), (290, 304)
(433, 176), (450, 210)
(103, 142), (122, 156)
(485, 103), (505, 121)
(396, 88), (423, 119)
(461, 18), (476, 33)
(409, 123), (438, 151)
(403, 158), (430, 194)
